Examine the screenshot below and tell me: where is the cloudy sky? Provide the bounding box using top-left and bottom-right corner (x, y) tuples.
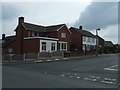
(1, 0), (118, 44)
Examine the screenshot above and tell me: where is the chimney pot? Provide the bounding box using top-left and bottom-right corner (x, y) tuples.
(19, 16), (24, 25)
(79, 26), (83, 30)
(2, 34), (6, 40)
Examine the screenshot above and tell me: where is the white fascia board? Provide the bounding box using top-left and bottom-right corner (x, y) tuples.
(57, 24), (72, 34)
(58, 41), (67, 43)
(22, 23), (28, 30)
(24, 36), (59, 40)
(64, 24), (72, 34)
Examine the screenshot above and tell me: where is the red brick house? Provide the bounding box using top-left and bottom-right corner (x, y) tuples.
(96, 35), (105, 48)
(69, 26), (97, 55)
(104, 41), (114, 47)
(2, 17), (71, 54)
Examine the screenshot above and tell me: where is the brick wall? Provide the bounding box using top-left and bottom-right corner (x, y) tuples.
(69, 27), (82, 51)
(23, 38), (40, 53)
(57, 26), (71, 51)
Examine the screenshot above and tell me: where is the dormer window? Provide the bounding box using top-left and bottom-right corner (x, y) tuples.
(61, 33), (66, 38)
(32, 32), (39, 37)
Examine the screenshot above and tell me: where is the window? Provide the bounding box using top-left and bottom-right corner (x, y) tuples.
(58, 42), (67, 51)
(87, 37), (90, 42)
(51, 43), (56, 51)
(61, 43), (66, 50)
(61, 33), (66, 38)
(8, 48), (13, 54)
(93, 38), (95, 43)
(83, 36), (86, 41)
(32, 32), (39, 37)
(42, 42), (46, 51)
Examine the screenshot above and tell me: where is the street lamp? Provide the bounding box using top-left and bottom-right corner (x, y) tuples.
(96, 28), (100, 56)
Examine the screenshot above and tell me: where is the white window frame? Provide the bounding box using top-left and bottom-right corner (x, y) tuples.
(40, 40), (57, 52)
(41, 42), (46, 52)
(61, 33), (66, 38)
(51, 43), (56, 51)
(93, 38), (95, 43)
(58, 41), (67, 51)
(32, 32), (39, 37)
(83, 36), (86, 41)
(87, 37), (90, 42)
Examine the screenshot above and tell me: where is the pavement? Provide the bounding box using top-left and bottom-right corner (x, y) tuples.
(2, 53), (119, 64)
(2, 53), (119, 88)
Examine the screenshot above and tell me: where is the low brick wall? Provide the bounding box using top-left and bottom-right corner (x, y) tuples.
(3, 54), (24, 61)
(24, 53), (38, 60)
(70, 51), (95, 57)
(2, 51), (64, 61)
(12, 54), (24, 60)
(70, 51), (84, 56)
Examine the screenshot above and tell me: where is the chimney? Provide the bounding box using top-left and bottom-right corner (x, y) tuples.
(79, 26), (83, 30)
(18, 16), (24, 25)
(2, 34), (6, 40)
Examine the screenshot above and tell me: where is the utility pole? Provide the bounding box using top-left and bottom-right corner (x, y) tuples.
(96, 28), (100, 56)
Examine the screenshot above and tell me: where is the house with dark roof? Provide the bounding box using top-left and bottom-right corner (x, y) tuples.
(2, 17), (71, 54)
(96, 35), (105, 48)
(104, 41), (114, 47)
(69, 26), (96, 54)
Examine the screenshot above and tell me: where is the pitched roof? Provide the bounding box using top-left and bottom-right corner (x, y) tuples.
(105, 41), (114, 45)
(96, 35), (104, 40)
(70, 27), (95, 37)
(2, 35), (16, 47)
(23, 22), (65, 32)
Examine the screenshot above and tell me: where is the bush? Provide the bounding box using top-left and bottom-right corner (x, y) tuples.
(102, 46), (119, 54)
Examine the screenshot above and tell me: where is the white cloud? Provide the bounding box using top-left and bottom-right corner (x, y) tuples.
(73, 2), (118, 44)
(2, 3), (23, 20)
(1, 0), (93, 2)
(1, 2), (90, 38)
(74, 2), (118, 30)
(90, 24), (118, 44)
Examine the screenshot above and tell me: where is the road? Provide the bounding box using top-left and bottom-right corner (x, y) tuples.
(2, 54), (119, 88)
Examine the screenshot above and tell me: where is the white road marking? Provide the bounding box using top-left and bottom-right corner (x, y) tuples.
(61, 74), (65, 77)
(101, 80), (116, 84)
(76, 77), (80, 79)
(74, 73), (77, 75)
(63, 58), (69, 60)
(69, 76), (74, 78)
(55, 59), (60, 61)
(84, 78), (97, 82)
(104, 68), (118, 71)
(34, 60), (43, 62)
(46, 60), (52, 61)
(72, 68), (80, 71)
(92, 79), (97, 82)
(84, 78), (89, 80)
(89, 76), (100, 79)
(111, 65), (118, 67)
(104, 78), (116, 81)
(104, 65), (118, 71)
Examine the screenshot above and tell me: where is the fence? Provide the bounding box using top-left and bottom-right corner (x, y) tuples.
(2, 51), (64, 61)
